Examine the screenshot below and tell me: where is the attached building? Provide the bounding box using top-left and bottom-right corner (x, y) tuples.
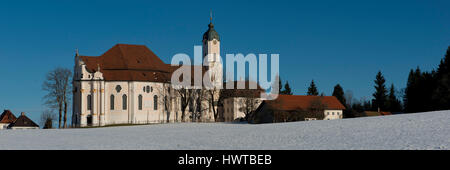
(250, 95), (346, 124)
(221, 81), (264, 122)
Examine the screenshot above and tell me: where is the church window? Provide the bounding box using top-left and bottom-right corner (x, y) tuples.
(146, 86), (150, 93)
(110, 95), (115, 110)
(116, 85), (122, 93)
(87, 95), (92, 110)
(154, 95), (158, 110)
(122, 94), (127, 110)
(138, 95), (143, 110)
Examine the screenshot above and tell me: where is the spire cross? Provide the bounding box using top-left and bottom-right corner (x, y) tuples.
(210, 10), (213, 23)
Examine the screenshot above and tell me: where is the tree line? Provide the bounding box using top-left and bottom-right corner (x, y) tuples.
(404, 46), (450, 113)
(297, 46), (450, 117)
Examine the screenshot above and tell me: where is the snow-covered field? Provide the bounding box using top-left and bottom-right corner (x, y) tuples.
(0, 110), (449, 150)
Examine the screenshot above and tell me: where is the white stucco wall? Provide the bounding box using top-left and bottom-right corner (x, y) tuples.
(0, 123), (9, 130)
(324, 110), (343, 120)
(73, 29), (222, 127)
(9, 126), (39, 130)
(223, 97), (262, 122)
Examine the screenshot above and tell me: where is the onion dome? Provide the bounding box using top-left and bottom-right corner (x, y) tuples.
(203, 22), (220, 41)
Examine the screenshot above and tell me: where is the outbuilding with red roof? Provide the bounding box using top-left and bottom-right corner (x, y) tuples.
(249, 95), (346, 124)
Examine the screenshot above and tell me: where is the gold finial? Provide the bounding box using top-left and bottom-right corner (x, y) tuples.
(210, 10), (213, 23)
(75, 48), (79, 57)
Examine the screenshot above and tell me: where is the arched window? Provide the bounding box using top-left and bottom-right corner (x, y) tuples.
(154, 95), (158, 110)
(110, 95), (115, 110)
(138, 95), (143, 110)
(122, 94), (127, 110)
(87, 95), (92, 110)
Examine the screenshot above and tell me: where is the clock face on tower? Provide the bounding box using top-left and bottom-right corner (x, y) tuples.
(213, 40), (217, 45)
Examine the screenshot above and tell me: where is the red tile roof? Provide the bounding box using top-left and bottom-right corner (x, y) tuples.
(380, 111), (392, 115)
(221, 81), (265, 98)
(264, 95), (346, 111)
(80, 44), (172, 82)
(79, 44), (211, 83)
(365, 111), (392, 116)
(7, 113), (39, 128)
(0, 110), (17, 124)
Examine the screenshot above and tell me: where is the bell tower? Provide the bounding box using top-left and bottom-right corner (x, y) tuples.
(202, 12), (223, 87)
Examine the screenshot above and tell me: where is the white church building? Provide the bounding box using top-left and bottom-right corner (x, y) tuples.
(72, 21), (223, 127)
(72, 19), (345, 127)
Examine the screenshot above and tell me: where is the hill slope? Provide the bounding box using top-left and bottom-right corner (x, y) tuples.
(0, 110), (449, 150)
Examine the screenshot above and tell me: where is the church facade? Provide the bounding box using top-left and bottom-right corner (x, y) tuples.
(72, 21), (223, 127)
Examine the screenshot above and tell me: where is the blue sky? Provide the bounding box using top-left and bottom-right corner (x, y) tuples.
(0, 0), (449, 123)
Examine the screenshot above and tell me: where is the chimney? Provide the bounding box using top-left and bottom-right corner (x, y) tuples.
(21, 112), (25, 116)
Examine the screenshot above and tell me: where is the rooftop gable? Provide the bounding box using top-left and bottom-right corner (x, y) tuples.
(8, 113), (39, 128)
(0, 110), (17, 124)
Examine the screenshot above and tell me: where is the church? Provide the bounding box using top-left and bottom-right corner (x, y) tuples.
(72, 19), (345, 127)
(72, 20), (223, 127)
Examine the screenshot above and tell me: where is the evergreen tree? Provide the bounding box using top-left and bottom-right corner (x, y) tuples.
(332, 84), (346, 106)
(433, 46), (450, 110)
(403, 67), (436, 113)
(282, 81), (293, 95)
(404, 69), (418, 112)
(278, 75), (283, 94)
(307, 80), (319, 96)
(386, 84), (402, 112)
(372, 71), (388, 111)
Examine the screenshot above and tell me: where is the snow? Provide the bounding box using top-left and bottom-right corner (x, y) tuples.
(0, 110), (449, 150)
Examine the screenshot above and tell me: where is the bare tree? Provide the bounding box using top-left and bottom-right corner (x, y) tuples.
(307, 97), (327, 120)
(189, 89), (209, 122)
(239, 96), (260, 121)
(42, 67), (72, 129)
(156, 83), (174, 123)
(344, 90), (354, 107)
(174, 87), (194, 122)
(40, 109), (56, 129)
(205, 87), (224, 122)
